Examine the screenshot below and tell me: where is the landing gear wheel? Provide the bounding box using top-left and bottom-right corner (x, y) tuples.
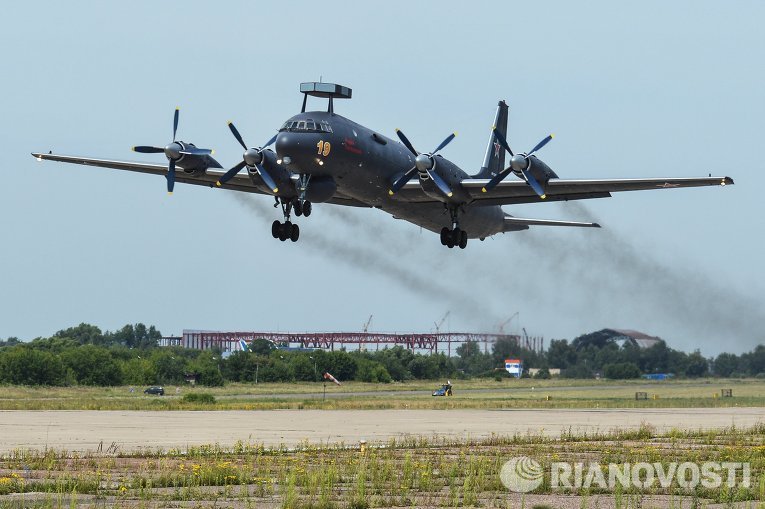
(290, 223), (300, 242)
(451, 227), (461, 246)
(459, 230), (468, 249)
(294, 201), (303, 217)
(440, 227), (449, 246)
(279, 221), (291, 241)
(303, 201), (312, 217)
(271, 220), (281, 239)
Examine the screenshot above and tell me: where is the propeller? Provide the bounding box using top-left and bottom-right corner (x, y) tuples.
(132, 108), (213, 194)
(217, 122), (279, 193)
(481, 128), (553, 198)
(388, 129), (456, 198)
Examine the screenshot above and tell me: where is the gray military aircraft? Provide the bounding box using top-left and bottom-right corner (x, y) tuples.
(32, 82), (733, 249)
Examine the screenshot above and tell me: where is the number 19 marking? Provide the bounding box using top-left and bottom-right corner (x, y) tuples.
(317, 140), (331, 157)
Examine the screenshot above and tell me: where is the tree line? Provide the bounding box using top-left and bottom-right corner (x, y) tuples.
(1, 323), (764, 386)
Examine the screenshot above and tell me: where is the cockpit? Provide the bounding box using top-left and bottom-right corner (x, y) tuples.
(279, 119), (333, 133)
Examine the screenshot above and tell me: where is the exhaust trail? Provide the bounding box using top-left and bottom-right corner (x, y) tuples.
(231, 194), (503, 327)
(511, 202), (764, 351)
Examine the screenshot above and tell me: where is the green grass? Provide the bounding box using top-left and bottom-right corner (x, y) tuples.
(0, 378), (761, 411)
(1, 424), (763, 508)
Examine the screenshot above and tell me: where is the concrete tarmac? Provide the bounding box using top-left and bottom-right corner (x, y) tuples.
(1, 407), (762, 453)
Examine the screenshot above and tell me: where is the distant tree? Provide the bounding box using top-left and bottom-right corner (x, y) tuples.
(684, 351), (709, 378)
(0, 346), (66, 385)
(533, 367), (551, 379)
(55, 323), (105, 345)
(0, 337), (21, 348)
(741, 345), (765, 376)
(188, 352), (224, 387)
(546, 339), (577, 369)
(713, 353), (740, 377)
(150, 349), (189, 384)
(322, 351), (358, 381)
(250, 338), (275, 356)
(603, 362), (641, 379)
(356, 358), (392, 383)
(121, 357), (157, 385)
(60, 345), (122, 385)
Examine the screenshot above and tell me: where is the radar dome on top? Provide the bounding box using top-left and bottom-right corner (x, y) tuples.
(300, 82), (352, 99)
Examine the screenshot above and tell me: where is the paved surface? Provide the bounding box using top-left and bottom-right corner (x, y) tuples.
(1, 408), (763, 453)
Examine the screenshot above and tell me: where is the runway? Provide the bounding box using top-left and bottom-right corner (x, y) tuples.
(1, 407), (762, 454)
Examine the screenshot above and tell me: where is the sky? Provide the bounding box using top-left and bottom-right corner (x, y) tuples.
(1, 1), (763, 355)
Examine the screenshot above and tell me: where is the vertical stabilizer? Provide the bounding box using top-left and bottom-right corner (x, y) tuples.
(474, 100), (508, 178)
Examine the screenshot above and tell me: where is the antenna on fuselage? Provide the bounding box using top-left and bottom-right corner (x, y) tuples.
(299, 82), (352, 115)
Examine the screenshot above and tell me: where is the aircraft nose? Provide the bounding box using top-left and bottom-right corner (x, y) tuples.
(276, 131), (321, 172)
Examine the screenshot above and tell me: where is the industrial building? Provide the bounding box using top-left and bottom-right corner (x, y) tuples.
(160, 329), (546, 356)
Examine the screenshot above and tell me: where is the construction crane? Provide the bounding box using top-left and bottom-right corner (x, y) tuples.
(498, 312), (519, 334)
(434, 311), (450, 334)
(362, 315), (373, 333)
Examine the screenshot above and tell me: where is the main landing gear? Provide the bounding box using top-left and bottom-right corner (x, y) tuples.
(271, 196), (312, 243)
(440, 206), (468, 249)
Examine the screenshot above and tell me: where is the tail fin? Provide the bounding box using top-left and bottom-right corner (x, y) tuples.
(239, 339), (249, 352)
(473, 100), (508, 178)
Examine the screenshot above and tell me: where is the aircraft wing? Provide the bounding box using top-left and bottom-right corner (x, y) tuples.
(457, 176), (734, 206)
(30, 152), (369, 207)
(503, 214), (601, 232)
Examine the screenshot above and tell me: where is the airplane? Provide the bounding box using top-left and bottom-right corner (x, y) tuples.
(32, 82), (733, 249)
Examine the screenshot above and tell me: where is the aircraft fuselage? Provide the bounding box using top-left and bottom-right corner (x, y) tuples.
(275, 111), (505, 239)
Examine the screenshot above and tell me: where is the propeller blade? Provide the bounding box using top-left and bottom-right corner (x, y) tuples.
(262, 134), (277, 148)
(481, 168), (513, 193)
(179, 147), (213, 156)
(528, 134), (554, 156)
(427, 169), (454, 198)
(228, 122), (248, 150)
(522, 168), (546, 199)
(167, 159), (176, 194)
(217, 160), (246, 186)
(256, 164), (279, 194)
(492, 127), (514, 157)
(172, 107), (179, 141)
(388, 166), (417, 195)
(432, 132), (456, 155)
(395, 129), (418, 156)
(132, 146), (164, 154)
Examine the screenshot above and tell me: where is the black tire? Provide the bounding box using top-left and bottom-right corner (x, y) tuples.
(440, 227), (449, 245)
(271, 220), (281, 239)
(303, 201), (312, 217)
(452, 227), (461, 244)
(294, 201), (303, 216)
(290, 223), (300, 242)
(279, 221), (291, 241)
(459, 230), (468, 249)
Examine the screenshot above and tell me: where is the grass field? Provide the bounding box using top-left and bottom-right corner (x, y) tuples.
(0, 378), (762, 411)
(1, 424), (763, 508)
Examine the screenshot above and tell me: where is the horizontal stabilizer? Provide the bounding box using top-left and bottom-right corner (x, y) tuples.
(503, 214), (600, 232)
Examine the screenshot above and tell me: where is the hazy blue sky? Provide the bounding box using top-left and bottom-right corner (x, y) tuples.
(2, 1), (763, 355)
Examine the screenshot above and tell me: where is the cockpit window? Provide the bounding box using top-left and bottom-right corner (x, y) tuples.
(279, 119), (333, 133)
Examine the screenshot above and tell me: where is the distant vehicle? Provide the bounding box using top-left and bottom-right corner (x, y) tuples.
(144, 386), (164, 396)
(432, 383), (453, 397)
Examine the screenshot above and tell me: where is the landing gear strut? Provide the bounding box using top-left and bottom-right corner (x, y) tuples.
(293, 174), (313, 217)
(271, 198), (300, 242)
(440, 206), (468, 249)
